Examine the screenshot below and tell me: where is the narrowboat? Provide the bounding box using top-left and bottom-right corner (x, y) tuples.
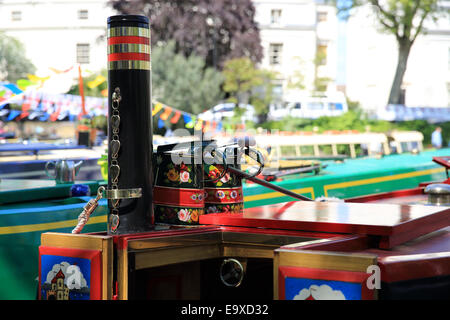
(34, 15), (449, 302)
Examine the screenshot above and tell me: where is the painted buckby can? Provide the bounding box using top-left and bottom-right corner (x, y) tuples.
(153, 142), (208, 225)
(204, 145), (262, 215)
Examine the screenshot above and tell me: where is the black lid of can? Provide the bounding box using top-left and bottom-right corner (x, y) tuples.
(107, 15), (149, 25)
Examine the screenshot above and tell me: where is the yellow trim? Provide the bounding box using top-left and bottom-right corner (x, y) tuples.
(108, 60), (151, 71)
(244, 187), (315, 202)
(0, 215), (107, 235)
(324, 167), (445, 196)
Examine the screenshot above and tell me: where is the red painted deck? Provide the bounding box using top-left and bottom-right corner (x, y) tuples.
(200, 201), (450, 248)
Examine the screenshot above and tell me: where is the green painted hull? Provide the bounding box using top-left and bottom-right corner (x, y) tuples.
(243, 148), (449, 207)
(0, 148), (448, 299)
(0, 197), (107, 300)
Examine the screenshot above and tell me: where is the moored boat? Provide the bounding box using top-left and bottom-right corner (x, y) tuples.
(6, 14), (450, 302)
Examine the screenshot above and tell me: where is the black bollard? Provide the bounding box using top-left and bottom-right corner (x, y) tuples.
(106, 15), (153, 234)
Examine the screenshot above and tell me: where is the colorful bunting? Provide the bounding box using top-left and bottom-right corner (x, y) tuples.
(170, 111), (181, 124)
(78, 65), (87, 119)
(87, 75), (106, 89)
(195, 119), (203, 131)
(49, 66), (74, 74)
(7, 110), (21, 121)
(203, 121), (210, 132)
(160, 106), (172, 120)
(0, 83), (222, 133)
(182, 114), (192, 124)
(27, 74), (50, 83)
(185, 116), (196, 129)
(152, 103), (163, 116)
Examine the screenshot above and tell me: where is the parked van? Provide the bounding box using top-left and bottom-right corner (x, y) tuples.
(269, 92), (348, 120)
(199, 103), (257, 122)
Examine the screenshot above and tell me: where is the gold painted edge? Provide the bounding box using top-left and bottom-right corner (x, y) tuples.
(107, 26), (149, 38)
(117, 246), (128, 300)
(108, 60), (151, 71)
(275, 249), (377, 272)
(108, 43), (150, 54)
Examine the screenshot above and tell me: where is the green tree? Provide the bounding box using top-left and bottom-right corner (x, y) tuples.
(222, 57), (277, 119)
(313, 48), (331, 93)
(339, 0), (449, 105)
(286, 57), (307, 91)
(0, 32), (36, 82)
(152, 41), (224, 114)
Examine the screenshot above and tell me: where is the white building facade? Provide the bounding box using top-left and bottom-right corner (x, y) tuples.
(344, 2), (450, 112)
(253, 0), (340, 99)
(0, 0), (448, 112)
(0, 0), (117, 91)
(253, 0), (450, 112)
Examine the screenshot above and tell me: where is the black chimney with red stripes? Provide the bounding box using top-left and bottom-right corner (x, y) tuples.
(106, 15), (153, 234)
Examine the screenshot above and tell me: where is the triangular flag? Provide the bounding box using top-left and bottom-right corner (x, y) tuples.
(203, 121), (210, 132)
(7, 110), (21, 121)
(49, 66), (74, 74)
(87, 75), (106, 89)
(182, 114), (192, 123)
(160, 106), (172, 120)
(152, 103), (163, 116)
(194, 119), (203, 131)
(3, 83), (23, 94)
(170, 111), (181, 124)
(158, 118), (165, 128)
(185, 116), (196, 128)
(27, 74), (50, 83)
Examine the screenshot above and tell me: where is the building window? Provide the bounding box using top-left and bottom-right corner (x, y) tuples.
(317, 11), (328, 22)
(316, 44), (327, 66)
(11, 11), (22, 21)
(271, 9), (282, 25)
(76, 44), (90, 64)
(78, 10), (88, 19)
(269, 43), (283, 65)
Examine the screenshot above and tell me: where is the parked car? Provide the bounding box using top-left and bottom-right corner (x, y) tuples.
(269, 92), (348, 120)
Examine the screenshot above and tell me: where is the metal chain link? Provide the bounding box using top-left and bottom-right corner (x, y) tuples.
(109, 87), (122, 233)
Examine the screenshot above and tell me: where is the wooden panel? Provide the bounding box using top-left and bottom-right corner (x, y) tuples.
(222, 244), (275, 259)
(41, 232), (109, 251)
(102, 237), (113, 300)
(134, 244), (221, 270)
(117, 246), (128, 300)
(276, 249), (377, 273)
(40, 232), (113, 300)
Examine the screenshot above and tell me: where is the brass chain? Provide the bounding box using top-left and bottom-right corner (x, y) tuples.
(109, 87), (122, 233)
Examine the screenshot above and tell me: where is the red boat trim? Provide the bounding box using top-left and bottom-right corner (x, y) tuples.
(378, 252), (450, 282)
(281, 235), (370, 252)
